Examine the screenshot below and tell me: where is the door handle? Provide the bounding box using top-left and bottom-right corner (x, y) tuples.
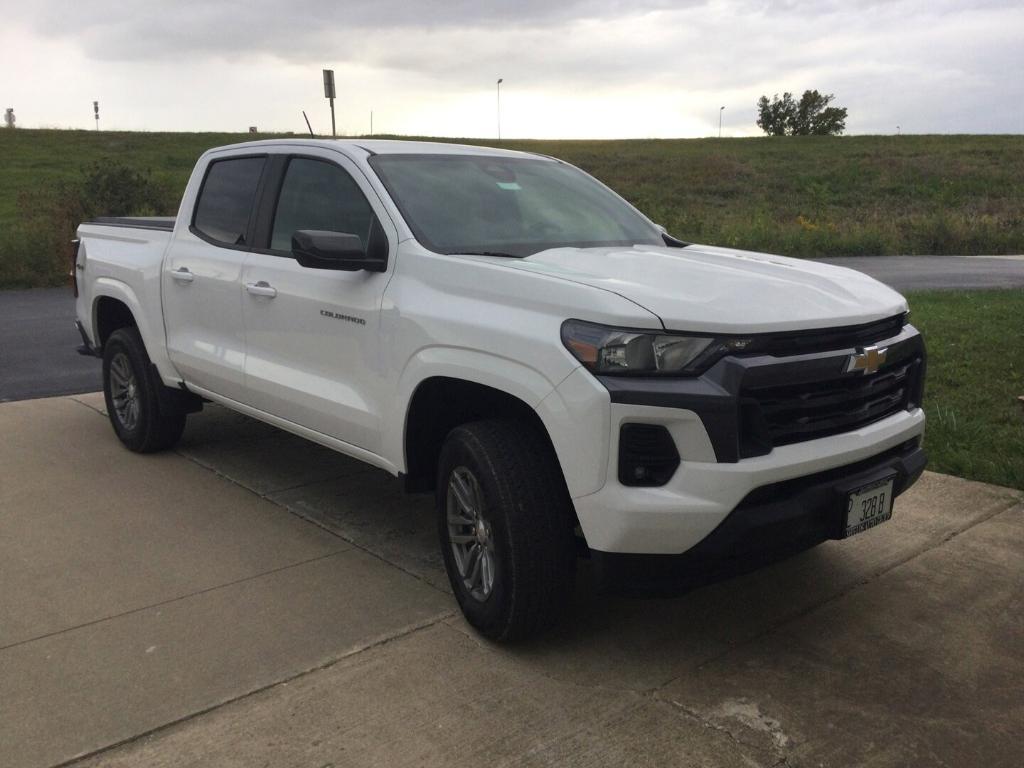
(245, 280), (277, 298)
(170, 267), (194, 283)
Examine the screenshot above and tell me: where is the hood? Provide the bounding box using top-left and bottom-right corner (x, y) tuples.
(496, 244), (907, 334)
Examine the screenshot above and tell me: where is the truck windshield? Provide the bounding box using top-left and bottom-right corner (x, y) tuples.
(368, 154), (664, 257)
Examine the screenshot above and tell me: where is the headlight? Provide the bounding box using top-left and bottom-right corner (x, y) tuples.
(561, 320), (753, 376)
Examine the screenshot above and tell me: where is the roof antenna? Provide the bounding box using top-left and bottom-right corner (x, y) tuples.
(302, 110), (314, 137)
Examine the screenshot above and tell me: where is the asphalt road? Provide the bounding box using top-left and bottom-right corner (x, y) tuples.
(816, 254), (1024, 291)
(1, 254), (1022, 402)
(0, 288), (101, 403)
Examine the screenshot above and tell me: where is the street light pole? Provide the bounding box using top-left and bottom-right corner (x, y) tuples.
(497, 78), (503, 141)
(719, 105), (725, 138)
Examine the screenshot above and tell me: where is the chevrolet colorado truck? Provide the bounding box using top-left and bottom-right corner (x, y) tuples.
(74, 139), (926, 640)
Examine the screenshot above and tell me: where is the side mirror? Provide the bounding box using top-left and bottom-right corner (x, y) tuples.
(291, 230), (387, 272)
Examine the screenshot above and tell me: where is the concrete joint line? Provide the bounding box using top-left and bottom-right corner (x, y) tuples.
(47, 610), (454, 768)
(0, 550), (348, 653)
(68, 395), (106, 416)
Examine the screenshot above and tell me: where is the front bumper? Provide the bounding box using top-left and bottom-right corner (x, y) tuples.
(592, 437), (925, 590)
(574, 405), (925, 553)
(569, 320), (926, 555)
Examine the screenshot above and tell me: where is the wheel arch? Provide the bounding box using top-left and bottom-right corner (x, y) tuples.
(402, 375), (561, 494)
(94, 295), (138, 349)
(90, 278), (178, 382)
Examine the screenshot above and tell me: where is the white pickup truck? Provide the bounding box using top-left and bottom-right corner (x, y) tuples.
(74, 139), (926, 640)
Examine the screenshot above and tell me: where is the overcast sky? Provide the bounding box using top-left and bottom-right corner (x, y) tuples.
(2, 0), (1022, 138)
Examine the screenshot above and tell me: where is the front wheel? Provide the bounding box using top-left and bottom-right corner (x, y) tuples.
(437, 419), (577, 641)
(102, 327), (188, 453)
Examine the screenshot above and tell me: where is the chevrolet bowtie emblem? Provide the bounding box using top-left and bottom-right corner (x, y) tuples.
(846, 345), (888, 375)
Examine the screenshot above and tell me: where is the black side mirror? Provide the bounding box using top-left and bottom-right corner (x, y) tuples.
(291, 230), (387, 272)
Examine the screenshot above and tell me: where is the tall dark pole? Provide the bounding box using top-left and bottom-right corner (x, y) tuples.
(719, 106), (725, 138)
(94, 101), (99, 131)
(497, 78), (503, 141)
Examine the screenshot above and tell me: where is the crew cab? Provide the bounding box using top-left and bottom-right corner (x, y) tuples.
(73, 139), (926, 640)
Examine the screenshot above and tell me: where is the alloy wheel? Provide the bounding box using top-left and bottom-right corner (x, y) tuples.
(446, 466), (497, 602)
(109, 352), (141, 432)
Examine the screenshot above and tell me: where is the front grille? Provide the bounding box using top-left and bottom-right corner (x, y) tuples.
(754, 314), (907, 356)
(742, 360), (917, 447)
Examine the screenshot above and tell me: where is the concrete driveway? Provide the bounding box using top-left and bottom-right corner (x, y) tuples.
(1, 395), (1022, 768)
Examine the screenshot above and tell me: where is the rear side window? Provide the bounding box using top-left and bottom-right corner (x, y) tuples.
(193, 157), (265, 246)
(270, 158), (379, 252)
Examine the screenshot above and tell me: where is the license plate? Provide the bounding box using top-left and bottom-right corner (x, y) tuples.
(844, 477), (895, 537)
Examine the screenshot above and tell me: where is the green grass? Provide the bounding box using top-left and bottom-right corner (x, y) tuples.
(2, 129), (1023, 288)
(909, 289), (1024, 490)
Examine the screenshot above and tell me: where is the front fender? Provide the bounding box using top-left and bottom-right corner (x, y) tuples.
(384, 346), (609, 498)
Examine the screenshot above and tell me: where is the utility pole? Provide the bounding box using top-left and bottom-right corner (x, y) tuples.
(719, 105), (725, 138)
(94, 101), (100, 130)
(370, 110), (373, 136)
(323, 69), (336, 138)
(497, 78), (503, 141)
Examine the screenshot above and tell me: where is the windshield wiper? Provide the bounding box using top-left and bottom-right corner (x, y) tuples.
(454, 251), (523, 258)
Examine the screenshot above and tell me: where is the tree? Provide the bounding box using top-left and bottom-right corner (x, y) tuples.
(756, 90), (847, 136)
(756, 92), (796, 136)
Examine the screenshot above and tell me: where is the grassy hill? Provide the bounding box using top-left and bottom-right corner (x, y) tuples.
(1, 129), (1021, 490)
(1, 129), (1023, 287)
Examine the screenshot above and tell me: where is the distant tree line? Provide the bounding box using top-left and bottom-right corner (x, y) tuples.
(756, 90), (847, 136)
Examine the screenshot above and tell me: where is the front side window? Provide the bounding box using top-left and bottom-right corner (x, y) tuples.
(192, 156), (265, 246)
(368, 154), (663, 257)
(270, 158), (380, 252)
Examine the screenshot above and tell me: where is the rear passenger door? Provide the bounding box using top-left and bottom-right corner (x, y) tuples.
(240, 151), (398, 453)
(163, 154), (266, 400)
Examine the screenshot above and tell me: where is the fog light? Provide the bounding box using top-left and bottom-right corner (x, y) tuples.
(618, 424), (680, 487)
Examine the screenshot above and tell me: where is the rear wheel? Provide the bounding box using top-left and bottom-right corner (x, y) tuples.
(102, 327), (187, 452)
(437, 419), (576, 641)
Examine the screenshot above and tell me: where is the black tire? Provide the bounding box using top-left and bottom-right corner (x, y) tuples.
(102, 327), (187, 453)
(437, 418), (577, 642)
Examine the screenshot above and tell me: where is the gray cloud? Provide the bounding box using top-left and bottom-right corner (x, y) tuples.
(21, 1), (692, 61)
(23, 0), (1019, 63)
(6, 0), (1023, 135)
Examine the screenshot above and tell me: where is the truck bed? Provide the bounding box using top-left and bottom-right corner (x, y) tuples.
(85, 216), (176, 232)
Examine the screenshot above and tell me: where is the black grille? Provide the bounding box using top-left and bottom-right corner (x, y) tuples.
(742, 360), (917, 447)
(754, 314), (907, 356)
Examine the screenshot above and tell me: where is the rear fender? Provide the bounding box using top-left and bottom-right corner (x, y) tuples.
(92, 278), (179, 383)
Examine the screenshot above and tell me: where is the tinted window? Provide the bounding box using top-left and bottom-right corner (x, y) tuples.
(193, 157), (265, 246)
(271, 158), (379, 252)
(368, 154), (662, 257)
